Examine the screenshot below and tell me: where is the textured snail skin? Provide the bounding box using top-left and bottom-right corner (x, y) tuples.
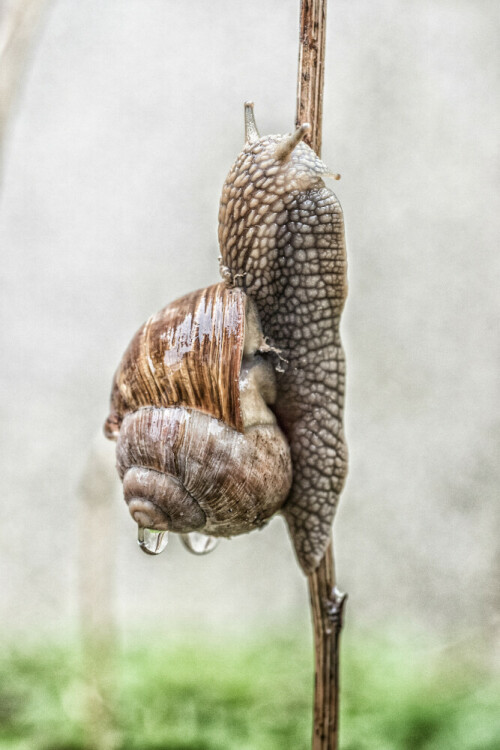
(219, 125), (348, 573)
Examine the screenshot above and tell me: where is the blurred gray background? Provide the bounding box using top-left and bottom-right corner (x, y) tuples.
(0, 0), (498, 648)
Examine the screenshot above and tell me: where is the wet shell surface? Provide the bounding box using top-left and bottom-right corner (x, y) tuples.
(105, 282), (247, 438)
(104, 281), (293, 537)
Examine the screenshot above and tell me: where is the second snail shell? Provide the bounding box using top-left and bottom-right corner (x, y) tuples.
(104, 282), (292, 537)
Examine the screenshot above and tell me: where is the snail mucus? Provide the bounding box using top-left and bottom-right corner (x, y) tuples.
(104, 104), (347, 573)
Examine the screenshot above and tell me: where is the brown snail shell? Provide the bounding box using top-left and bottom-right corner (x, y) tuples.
(104, 283), (246, 437)
(104, 282), (292, 537)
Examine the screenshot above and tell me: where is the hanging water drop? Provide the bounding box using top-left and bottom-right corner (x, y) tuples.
(181, 532), (219, 555)
(137, 526), (169, 555)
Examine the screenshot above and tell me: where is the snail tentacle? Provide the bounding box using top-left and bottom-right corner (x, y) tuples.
(274, 123), (310, 161)
(244, 101), (260, 144)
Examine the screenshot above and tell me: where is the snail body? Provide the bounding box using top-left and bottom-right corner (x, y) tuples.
(105, 282), (292, 537)
(105, 104), (347, 573)
(218, 105), (348, 572)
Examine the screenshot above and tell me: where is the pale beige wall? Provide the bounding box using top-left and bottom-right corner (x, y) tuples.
(0, 0), (498, 640)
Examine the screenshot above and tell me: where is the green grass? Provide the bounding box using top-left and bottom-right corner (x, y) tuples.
(0, 631), (498, 749)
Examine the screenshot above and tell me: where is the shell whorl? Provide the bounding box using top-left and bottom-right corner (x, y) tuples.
(105, 283), (247, 438)
(117, 406), (292, 537)
(218, 105), (348, 573)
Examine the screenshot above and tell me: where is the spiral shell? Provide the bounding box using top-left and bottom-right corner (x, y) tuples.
(104, 282), (292, 537)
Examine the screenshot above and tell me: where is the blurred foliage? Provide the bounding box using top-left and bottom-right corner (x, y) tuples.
(0, 630), (498, 750)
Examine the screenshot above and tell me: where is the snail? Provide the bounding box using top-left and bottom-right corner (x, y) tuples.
(104, 103), (347, 573)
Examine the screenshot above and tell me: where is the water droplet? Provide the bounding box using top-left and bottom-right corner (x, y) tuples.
(137, 526), (169, 555)
(181, 532), (219, 556)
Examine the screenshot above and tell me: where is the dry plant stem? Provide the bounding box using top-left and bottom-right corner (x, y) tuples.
(296, 0), (328, 153)
(308, 542), (347, 749)
(296, 1), (347, 748)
